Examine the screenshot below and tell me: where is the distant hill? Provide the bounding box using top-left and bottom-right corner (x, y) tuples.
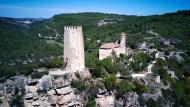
(0, 10), (190, 76)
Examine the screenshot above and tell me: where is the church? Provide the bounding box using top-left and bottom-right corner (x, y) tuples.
(99, 32), (132, 60)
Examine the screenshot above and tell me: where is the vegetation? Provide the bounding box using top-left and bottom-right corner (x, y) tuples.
(116, 80), (135, 98)
(0, 10), (190, 106)
(130, 52), (151, 72)
(102, 75), (117, 91)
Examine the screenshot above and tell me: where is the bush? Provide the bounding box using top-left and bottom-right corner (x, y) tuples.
(102, 75), (116, 91)
(130, 52), (151, 72)
(46, 57), (63, 68)
(134, 81), (149, 94)
(71, 80), (90, 92)
(86, 95), (96, 107)
(116, 80), (135, 98)
(19, 64), (34, 76)
(31, 71), (48, 79)
(1, 65), (16, 79)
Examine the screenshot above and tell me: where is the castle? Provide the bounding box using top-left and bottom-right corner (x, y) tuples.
(99, 32), (132, 60)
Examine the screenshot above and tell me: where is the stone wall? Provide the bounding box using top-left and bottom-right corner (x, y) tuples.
(64, 26), (85, 72)
(99, 33), (127, 60)
(99, 48), (113, 60)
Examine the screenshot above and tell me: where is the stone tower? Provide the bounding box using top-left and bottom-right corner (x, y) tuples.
(119, 32), (126, 54)
(64, 26), (85, 73)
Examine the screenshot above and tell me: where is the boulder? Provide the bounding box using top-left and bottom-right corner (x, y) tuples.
(32, 101), (40, 106)
(33, 93), (39, 101)
(57, 92), (76, 105)
(48, 96), (56, 106)
(38, 75), (53, 90)
(25, 93), (33, 100)
(55, 86), (72, 95)
(53, 79), (70, 89)
(123, 92), (140, 107)
(68, 101), (75, 106)
(47, 89), (56, 96)
(96, 94), (115, 107)
(25, 86), (38, 93)
(27, 79), (38, 86)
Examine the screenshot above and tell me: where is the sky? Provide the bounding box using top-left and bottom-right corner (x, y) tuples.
(0, 0), (190, 18)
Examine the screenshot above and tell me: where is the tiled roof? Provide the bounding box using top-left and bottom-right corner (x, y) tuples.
(100, 42), (120, 49)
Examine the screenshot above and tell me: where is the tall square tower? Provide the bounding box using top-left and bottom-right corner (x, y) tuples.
(64, 26), (85, 73)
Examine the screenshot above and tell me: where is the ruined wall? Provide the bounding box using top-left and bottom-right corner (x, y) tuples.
(64, 26), (85, 72)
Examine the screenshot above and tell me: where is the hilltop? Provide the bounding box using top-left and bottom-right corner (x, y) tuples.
(0, 10), (190, 106)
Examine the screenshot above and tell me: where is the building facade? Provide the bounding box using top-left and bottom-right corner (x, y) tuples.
(99, 32), (131, 60)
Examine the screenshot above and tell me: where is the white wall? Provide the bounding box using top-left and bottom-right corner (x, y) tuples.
(64, 26), (85, 72)
(99, 49), (113, 60)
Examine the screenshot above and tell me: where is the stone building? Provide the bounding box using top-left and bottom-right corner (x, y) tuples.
(49, 26), (90, 79)
(64, 26), (85, 73)
(99, 32), (132, 60)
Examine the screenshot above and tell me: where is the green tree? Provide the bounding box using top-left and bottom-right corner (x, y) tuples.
(134, 81), (149, 94)
(102, 75), (116, 91)
(131, 52), (151, 72)
(116, 80), (135, 98)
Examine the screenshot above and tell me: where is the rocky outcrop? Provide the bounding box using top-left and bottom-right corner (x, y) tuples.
(96, 94), (115, 107)
(0, 96), (10, 107)
(27, 79), (38, 86)
(96, 89), (115, 107)
(47, 89), (56, 96)
(23, 74), (83, 107)
(53, 78), (70, 89)
(25, 86), (38, 93)
(38, 75), (53, 90)
(55, 86), (72, 95)
(123, 92), (140, 107)
(57, 92), (76, 105)
(25, 93), (33, 100)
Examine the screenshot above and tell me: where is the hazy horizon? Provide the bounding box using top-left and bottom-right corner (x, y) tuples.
(1, 0), (190, 18)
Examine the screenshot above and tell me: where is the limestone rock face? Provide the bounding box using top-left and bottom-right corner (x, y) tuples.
(53, 78), (70, 89)
(123, 92), (140, 107)
(96, 95), (115, 107)
(96, 92), (115, 107)
(32, 101), (40, 106)
(0, 96), (10, 107)
(47, 89), (56, 96)
(38, 75), (52, 90)
(25, 93), (33, 100)
(57, 92), (76, 105)
(25, 86), (38, 93)
(27, 79), (38, 86)
(55, 86), (72, 95)
(48, 95), (56, 106)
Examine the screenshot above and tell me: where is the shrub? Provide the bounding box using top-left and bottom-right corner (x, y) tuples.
(102, 75), (116, 91)
(116, 80), (135, 98)
(134, 81), (149, 94)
